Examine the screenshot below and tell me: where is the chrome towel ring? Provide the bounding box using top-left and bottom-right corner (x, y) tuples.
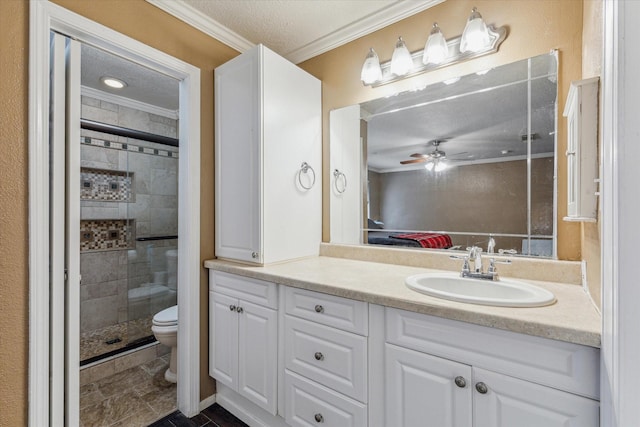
(333, 169), (347, 194)
(298, 162), (316, 190)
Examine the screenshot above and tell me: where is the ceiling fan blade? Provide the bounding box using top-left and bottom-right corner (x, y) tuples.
(410, 153), (432, 159)
(400, 158), (428, 165)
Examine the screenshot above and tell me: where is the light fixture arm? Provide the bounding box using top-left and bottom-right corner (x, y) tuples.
(365, 24), (507, 88)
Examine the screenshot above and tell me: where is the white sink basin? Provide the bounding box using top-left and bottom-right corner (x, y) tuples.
(405, 272), (556, 307)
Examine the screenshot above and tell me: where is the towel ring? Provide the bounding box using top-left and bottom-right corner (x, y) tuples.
(298, 162), (316, 190)
(333, 169), (347, 194)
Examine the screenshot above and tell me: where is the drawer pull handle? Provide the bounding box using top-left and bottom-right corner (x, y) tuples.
(314, 305), (324, 313)
(314, 413), (324, 423)
(229, 305), (236, 312)
(237, 307), (244, 314)
(475, 382), (488, 394)
(314, 352), (324, 361)
(454, 376), (466, 388)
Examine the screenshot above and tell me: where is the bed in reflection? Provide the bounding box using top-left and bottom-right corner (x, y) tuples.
(367, 230), (454, 249)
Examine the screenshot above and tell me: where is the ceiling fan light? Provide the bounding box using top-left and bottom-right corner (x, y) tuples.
(460, 7), (491, 53)
(424, 161), (435, 171)
(361, 48), (382, 84)
(390, 36), (413, 76)
(423, 23), (449, 65)
(434, 160), (448, 172)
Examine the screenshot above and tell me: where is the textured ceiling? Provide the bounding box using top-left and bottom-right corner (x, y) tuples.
(182, 0), (400, 58)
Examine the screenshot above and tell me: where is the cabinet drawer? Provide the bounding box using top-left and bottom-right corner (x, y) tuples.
(285, 286), (368, 335)
(386, 308), (600, 399)
(210, 271), (278, 309)
(285, 315), (367, 402)
(285, 370), (367, 427)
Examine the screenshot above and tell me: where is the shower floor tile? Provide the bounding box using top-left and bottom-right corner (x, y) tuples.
(80, 357), (176, 427)
(81, 316), (153, 362)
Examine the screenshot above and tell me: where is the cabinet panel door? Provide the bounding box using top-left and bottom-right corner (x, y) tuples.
(473, 368), (600, 427)
(210, 292), (239, 388)
(215, 47), (262, 263)
(385, 344), (472, 427)
(238, 300), (278, 414)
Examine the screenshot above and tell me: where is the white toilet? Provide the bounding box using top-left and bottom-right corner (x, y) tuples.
(152, 304), (178, 383)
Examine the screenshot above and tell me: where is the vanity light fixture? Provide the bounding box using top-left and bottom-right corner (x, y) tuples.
(390, 37), (413, 76)
(460, 7), (491, 53)
(422, 23), (448, 65)
(360, 48), (383, 85)
(360, 7), (507, 87)
(101, 76), (127, 89)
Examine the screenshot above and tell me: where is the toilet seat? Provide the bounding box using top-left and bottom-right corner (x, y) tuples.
(153, 304), (178, 326)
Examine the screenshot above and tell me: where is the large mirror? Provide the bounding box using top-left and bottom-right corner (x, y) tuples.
(330, 52), (558, 258)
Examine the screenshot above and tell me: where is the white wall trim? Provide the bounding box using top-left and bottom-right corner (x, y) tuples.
(601, 0), (640, 425)
(81, 85), (179, 120)
(146, 0), (253, 53)
(144, 0), (444, 64)
(29, 0), (202, 422)
(199, 394), (217, 412)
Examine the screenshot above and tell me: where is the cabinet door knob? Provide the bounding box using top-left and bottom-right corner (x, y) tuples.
(229, 305), (236, 311)
(314, 352), (324, 361)
(454, 376), (467, 388)
(475, 382), (488, 394)
(314, 304), (324, 313)
(314, 413), (324, 423)
(237, 307), (244, 314)
(251, 252), (258, 259)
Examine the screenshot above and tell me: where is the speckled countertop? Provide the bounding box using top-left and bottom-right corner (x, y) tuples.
(204, 255), (601, 348)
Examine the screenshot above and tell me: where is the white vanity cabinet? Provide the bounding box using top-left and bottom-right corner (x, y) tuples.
(284, 287), (369, 427)
(383, 308), (600, 427)
(214, 44), (322, 265)
(209, 271), (279, 414)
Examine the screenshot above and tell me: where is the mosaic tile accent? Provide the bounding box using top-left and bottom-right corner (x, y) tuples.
(81, 136), (178, 158)
(81, 167), (132, 202)
(80, 219), (134, 252)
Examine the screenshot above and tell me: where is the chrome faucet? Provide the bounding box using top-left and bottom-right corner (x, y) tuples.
(450, 246), (511, 281)
(487, 235), (495, 254)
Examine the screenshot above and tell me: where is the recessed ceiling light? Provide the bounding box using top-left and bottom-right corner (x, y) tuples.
(101, 76), (127, 89)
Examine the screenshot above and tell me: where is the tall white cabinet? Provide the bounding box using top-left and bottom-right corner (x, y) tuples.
(215, 44), (322, 264)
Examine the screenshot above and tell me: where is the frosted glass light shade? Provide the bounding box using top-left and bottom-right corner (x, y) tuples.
(434, 160), (448, 172)
(424, 161), (435, 171)
(360, 48), (382, 84)
(422, 23), (448, 65)
(460, 7), (491, 53)
(390, 37), (413, 76)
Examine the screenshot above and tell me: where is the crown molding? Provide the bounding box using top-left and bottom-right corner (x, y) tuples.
(286, 0), (446, 64)
(81, 85), (179, 120)
(146, 0), (254, 53)
(145, 0), (444, 64)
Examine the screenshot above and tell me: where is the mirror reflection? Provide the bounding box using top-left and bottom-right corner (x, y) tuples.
(334, 52), (558, 258)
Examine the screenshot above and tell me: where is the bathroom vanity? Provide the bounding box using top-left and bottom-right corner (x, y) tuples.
(205, 246), (601, 427)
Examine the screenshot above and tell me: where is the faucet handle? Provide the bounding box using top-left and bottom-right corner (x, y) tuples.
(488, 258), (512, 273)
(449, 254), (470, 273)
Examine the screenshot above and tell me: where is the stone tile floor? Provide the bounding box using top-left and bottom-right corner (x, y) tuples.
(80, 355), (176, 427)
(148, 404), (248, 427)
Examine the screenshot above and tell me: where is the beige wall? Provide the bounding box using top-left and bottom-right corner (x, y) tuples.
(299, 0), (584, 261)
(0, 0), (239, 423)
(582, 0), (603, 309)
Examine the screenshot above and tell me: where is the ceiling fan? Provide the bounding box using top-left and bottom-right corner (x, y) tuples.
(400, 139), (465, 171)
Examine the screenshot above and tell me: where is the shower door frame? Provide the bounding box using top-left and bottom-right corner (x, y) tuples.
(29, 1), (202, 423)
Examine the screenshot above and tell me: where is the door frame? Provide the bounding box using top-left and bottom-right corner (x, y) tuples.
(28, 1), (202, 423)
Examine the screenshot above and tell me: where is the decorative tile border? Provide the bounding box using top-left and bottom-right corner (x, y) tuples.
(80, 219), (134, 252)
(81, 167), (132, 202)
(81, 136), (179, 158)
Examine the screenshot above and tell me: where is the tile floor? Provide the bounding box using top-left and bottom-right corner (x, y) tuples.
(149, 404), (248, 427)
(80, 355), (177, 427)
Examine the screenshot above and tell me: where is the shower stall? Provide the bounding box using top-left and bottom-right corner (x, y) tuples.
(79, 94), (179, 365)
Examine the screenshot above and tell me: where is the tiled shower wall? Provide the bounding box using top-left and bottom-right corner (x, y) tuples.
(80, 94), (178, 358)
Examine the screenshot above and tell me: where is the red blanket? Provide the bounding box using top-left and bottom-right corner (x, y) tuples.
(391, 232), (453, 249)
